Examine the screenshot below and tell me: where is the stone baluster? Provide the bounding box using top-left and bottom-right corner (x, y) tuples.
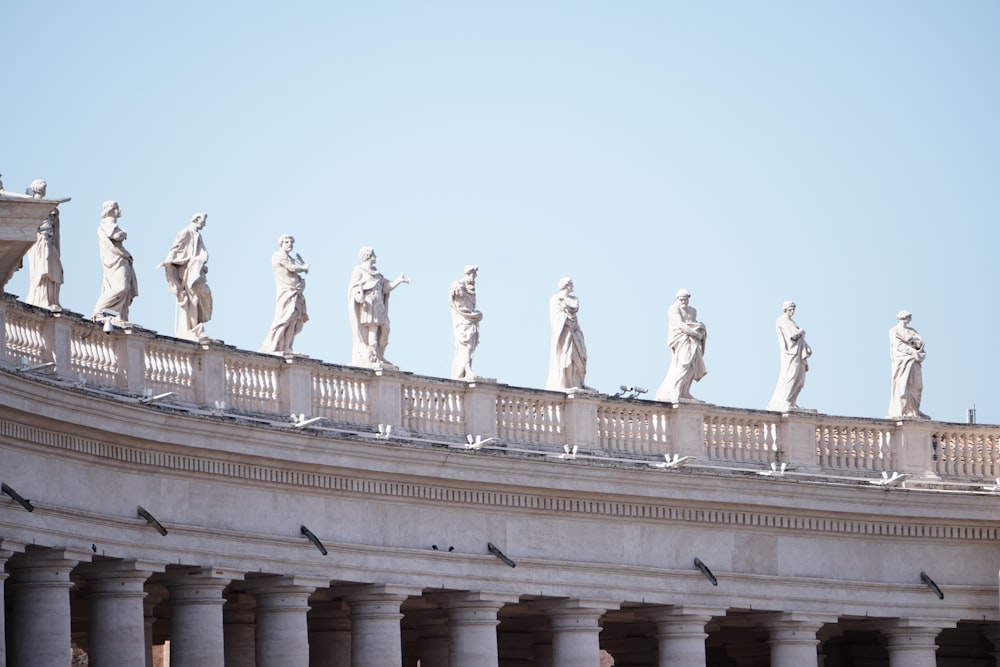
(162, 567), (241, 667)
(876, 618), (953, 667)
(244, 575), (324, 667)
(6, 547), (90, 667)
(432, 591), (519, 666)
(77, 559), (163, 667)
(538, 599), (618, 667)
(308, 598), (352, 667)
(341, 584), (421, 667)
(639, 606), (725, 667)
(222, 591), (256, 667)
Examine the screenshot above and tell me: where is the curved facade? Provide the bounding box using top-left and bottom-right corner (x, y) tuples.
(0, 288), (998, 667)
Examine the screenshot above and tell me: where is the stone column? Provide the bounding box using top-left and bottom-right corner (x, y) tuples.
(639, 606), (723, 667)
(0, 544), (16, 667)
(433, 591), (518, 666)
(144, 583), (168, 667)
(309, 599), (351, 667)
(78, 559), (163, 667)
(162, 567), (241, 667)
(877, 619), (951, 667)
(6, 547), (89, 667)
(245, 575), (324, 667)
(539, 599), (617, 667)
(223, 592), (256, 667)
(341, 584), (420, 667)
(760, 613), (835, 667)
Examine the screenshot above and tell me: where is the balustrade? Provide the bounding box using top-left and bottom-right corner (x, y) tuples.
(1, 297), (997, 483)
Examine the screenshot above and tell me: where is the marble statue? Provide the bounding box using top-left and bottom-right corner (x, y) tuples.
(655, 289), (707, 403)
(92, 200), (138, 324)
(348, 246), (410, 368)
(766, 301), (812, 412)
(449, 265), (482, 380)
(260, 234), (309, 355)
(545, 277), (589, 391)
(159, 213), (212, 341)
(25, 219), (63, 311)
(26, 179), (47, 198)
(887, 310), (929, 419)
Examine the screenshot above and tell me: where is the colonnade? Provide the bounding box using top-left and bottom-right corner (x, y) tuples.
(1, 547), (975, 667)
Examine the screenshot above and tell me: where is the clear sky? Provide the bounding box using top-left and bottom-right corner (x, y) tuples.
(4, 2), (999, 424)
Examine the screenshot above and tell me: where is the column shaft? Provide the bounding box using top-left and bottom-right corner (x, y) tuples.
(7, 549), (84, 667)
(343, 586), (416, 667)
(164, 568), (237, 667)
(247, 576), (318, 667)
(80, 560), (159, 667)
(883, 627), (943, 667)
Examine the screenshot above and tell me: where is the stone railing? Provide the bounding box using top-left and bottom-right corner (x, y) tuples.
(2, 295), (998, 484)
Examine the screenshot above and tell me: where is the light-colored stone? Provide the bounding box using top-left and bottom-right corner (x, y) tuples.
(655, 288), (707, 403)
(546, 277), (589, 392)
(888, 310), (929, 419)
(160, 213), (212, 341)
(260, 233), (309, 355)
(92, 200), (138, 325)
(450, 265), (482, 380)
(767, 301), (811, 412)
(25, 215), (63, 311)
(348, 245), (410, 368)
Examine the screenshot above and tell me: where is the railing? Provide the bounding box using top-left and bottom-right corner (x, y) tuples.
(2, 296), (997, 483)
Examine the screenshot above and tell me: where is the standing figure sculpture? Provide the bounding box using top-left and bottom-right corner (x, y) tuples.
(92, 200), (138, 324)
(887, 310), (929, 419)
(26, 179), (47, 198)
(347, 246), (411, 368)
(545, 277), (589, 391)
(159, 213), (212, 341)
(260, 234), (309, 355)
(766, 301), (812, 411)
(449, 265), (482, 380)
(655, 289), (708, 403)
(25, 219), (63, 311)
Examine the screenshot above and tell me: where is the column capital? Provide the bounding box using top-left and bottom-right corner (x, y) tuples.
(338, 582), (423, 603)
(241, 573), (328, 596)
(637, 605), (726, 624)
(756, 611), (839, 630)
(77, 558), (165, 582)
(428, 590), (521, 609)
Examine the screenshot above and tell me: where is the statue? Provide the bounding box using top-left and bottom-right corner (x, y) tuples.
(655, 289), (707, 403)
(545, 277), (589, 391)
(347, 246), (410, 368)
(260, 234), (309, 355)
(766, 301), (812, 412)
(888, 310), (929, 419)
(25, 179), (47, 198)
(159, 213), (212, 341)
(449, 265), (482, 380)
(92, 201), (138, 325)
(25, 219), (63, 311)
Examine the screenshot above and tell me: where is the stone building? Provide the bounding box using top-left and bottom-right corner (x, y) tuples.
(0, 196), (998, 666)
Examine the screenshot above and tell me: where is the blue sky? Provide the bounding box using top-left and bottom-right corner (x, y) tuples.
(4, 2), (999, 423)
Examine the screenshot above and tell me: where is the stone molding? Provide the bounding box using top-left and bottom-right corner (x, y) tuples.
(3, 417), (997, 544)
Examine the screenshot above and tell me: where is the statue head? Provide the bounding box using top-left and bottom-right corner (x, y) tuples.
(278, 234), (295, 249)
(37, 221), (54, 239)
(359, 246), (376, 263)
(191, 212), (208, 229)
(782, 300), (796, 313)
(558, 276), (573, 291)
(896, 310), (912, 322)
(676, 288), (692, 300)
(27, 179), (47, 198)
(101, 200), (120, 219)
(464, 264), (478, 278)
